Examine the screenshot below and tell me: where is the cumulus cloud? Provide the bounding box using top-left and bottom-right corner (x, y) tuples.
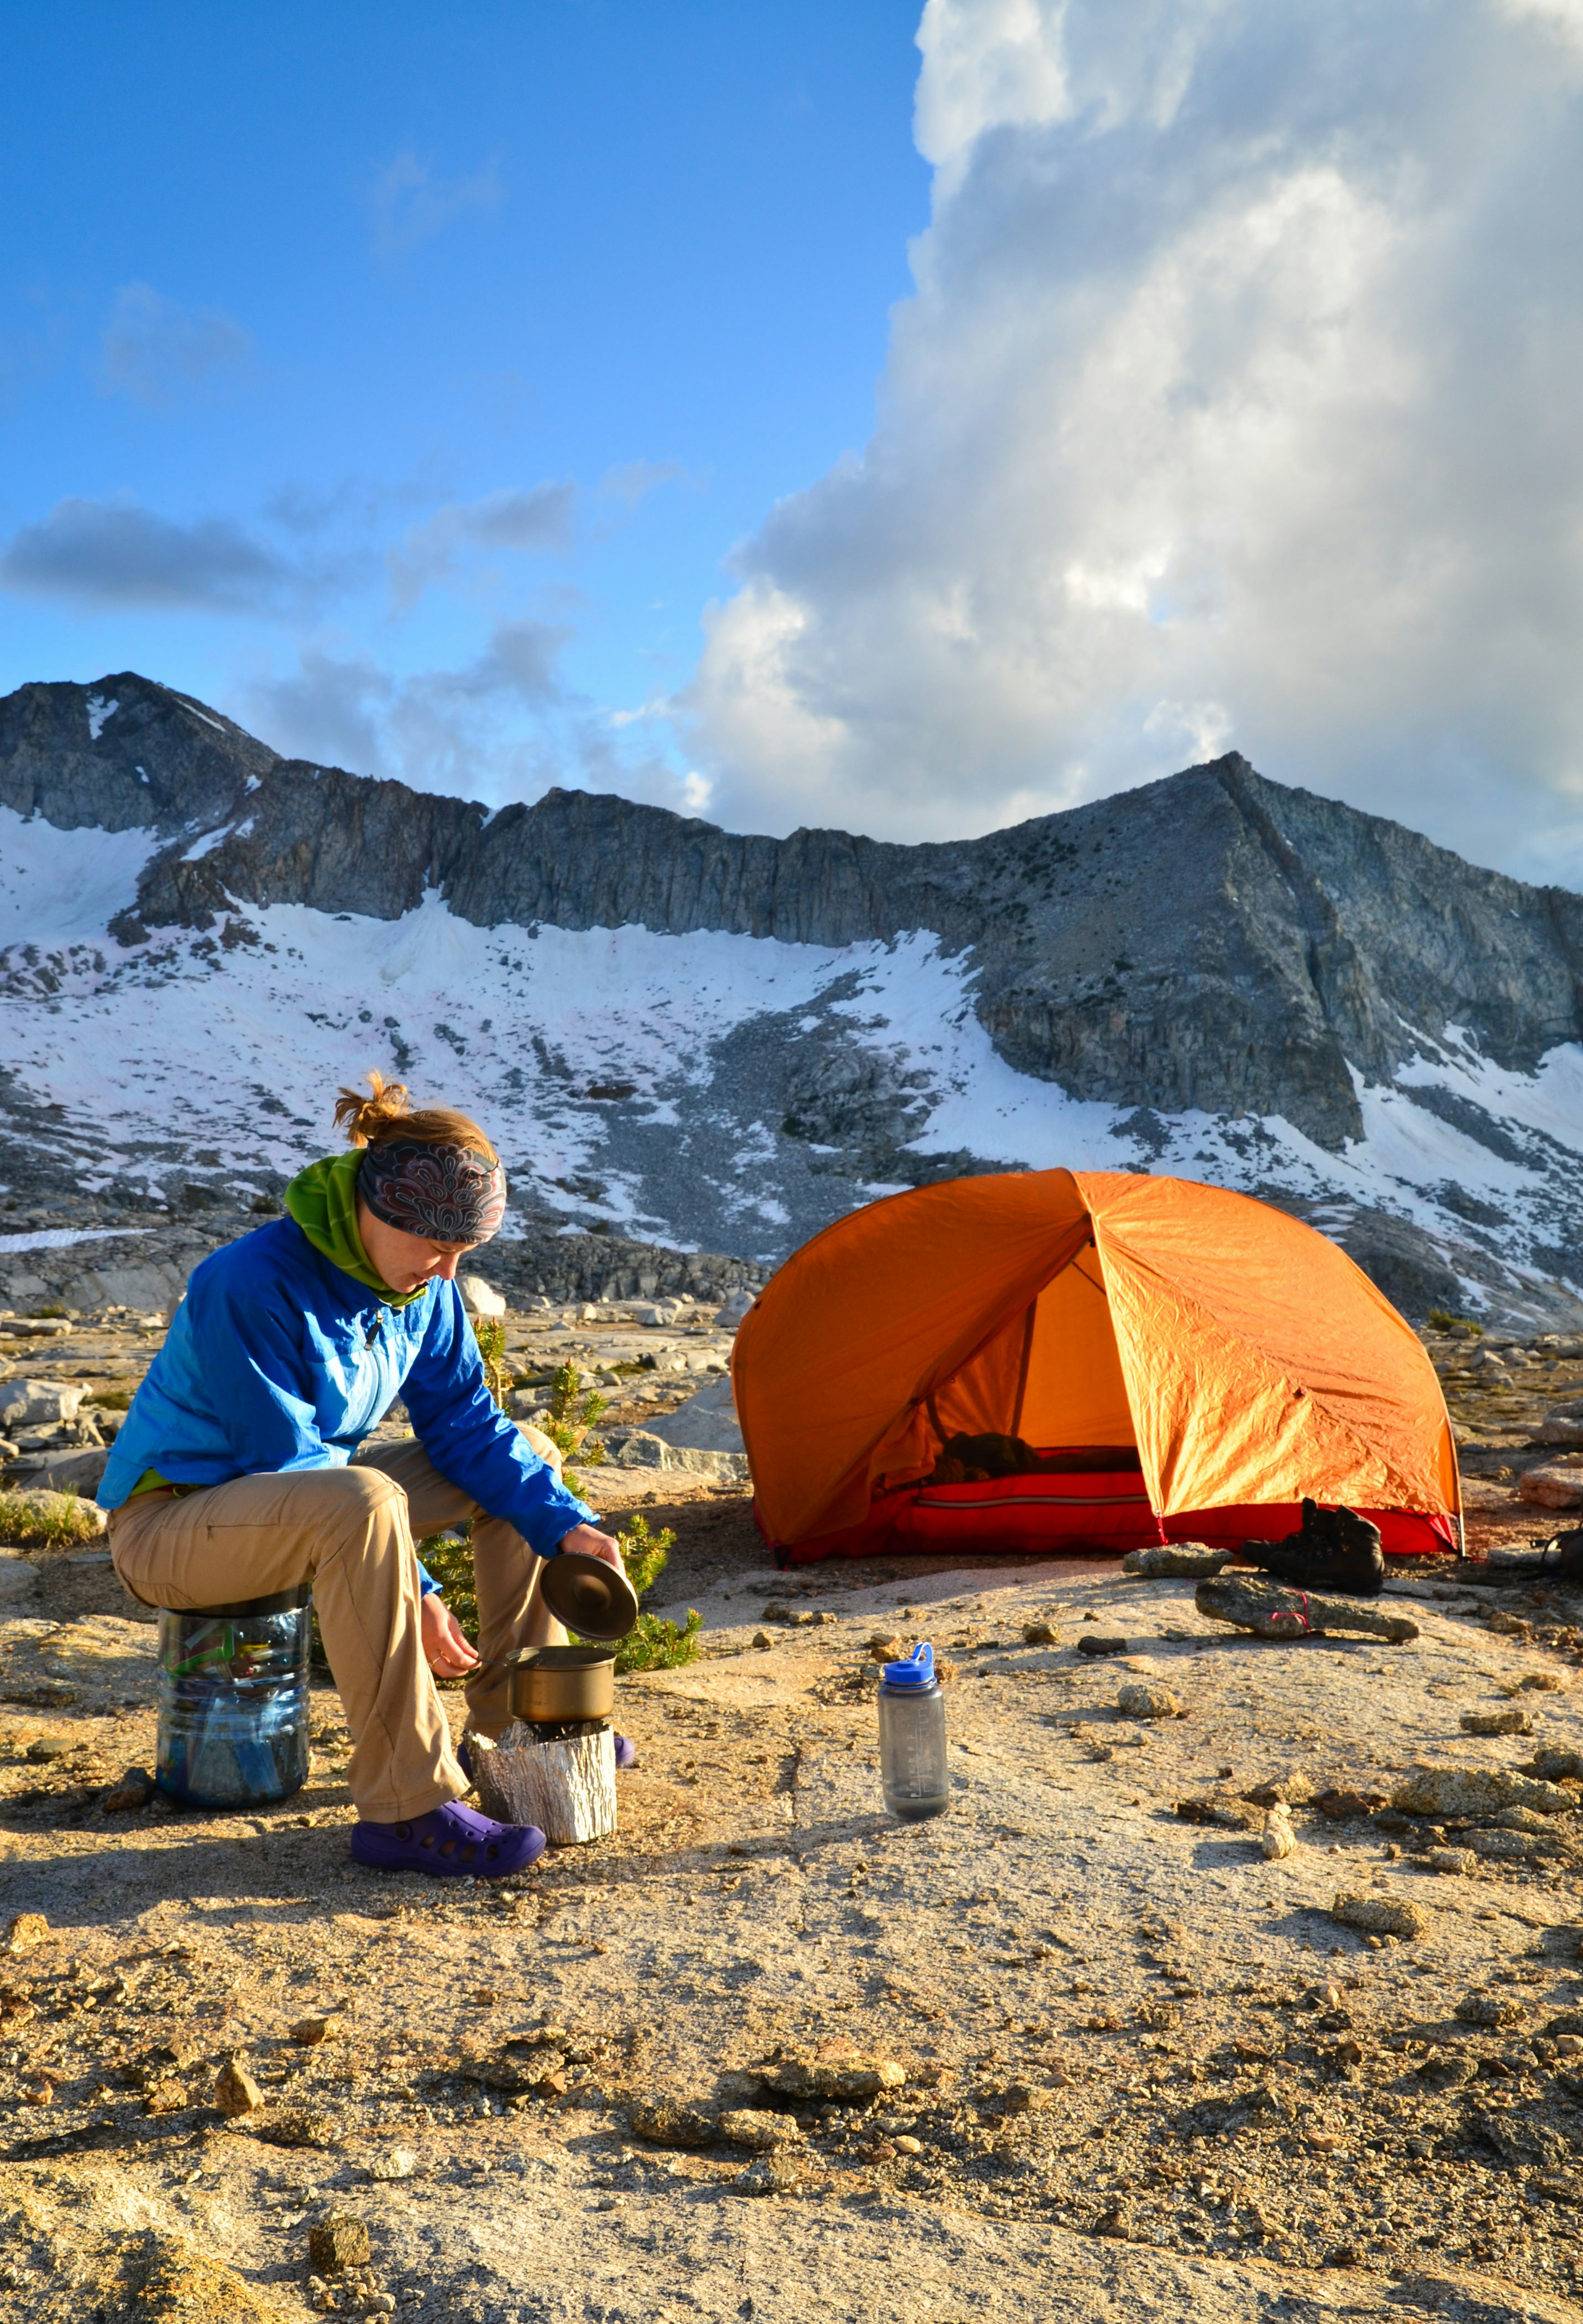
(368, 149), (504, 259)
(0, 496), (292, 612)
(241, 620), (687, 815)
(97, 281), (254, 408)
(599, 459), (686, 507)
(687, 0), (1583, 873)
(390, 483), (577, 609)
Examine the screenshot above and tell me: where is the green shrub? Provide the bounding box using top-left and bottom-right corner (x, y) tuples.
(0, 1489), (101, 1550)
(92, 1388), (133, 1412)
(537, 1361), (606, 1499)
(1427, 1308), (1484, 1337)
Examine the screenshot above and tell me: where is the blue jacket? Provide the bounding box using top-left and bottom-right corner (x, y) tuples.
(98, 1219), (596, 1564)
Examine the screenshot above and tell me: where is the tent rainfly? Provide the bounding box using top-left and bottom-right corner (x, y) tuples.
(732, 1170), (1460, 1566)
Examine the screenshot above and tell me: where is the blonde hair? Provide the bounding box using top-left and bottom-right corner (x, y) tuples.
(333, 1070), (498, 1166)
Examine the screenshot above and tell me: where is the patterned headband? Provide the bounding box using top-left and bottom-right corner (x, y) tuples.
(358, 1140), (507, 1245)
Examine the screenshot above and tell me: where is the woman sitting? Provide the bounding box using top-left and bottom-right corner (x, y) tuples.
(101, 1073), (626, 1880)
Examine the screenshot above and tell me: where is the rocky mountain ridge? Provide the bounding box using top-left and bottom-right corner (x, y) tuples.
(3, 671), (1583, 1326)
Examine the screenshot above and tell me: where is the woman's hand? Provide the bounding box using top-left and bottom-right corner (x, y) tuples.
(557, 1521), (625, 1573)
(421, 1593), (479, 1679)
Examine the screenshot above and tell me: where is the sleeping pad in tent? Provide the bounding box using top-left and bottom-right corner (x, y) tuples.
(730, 1169), (1460, 1566)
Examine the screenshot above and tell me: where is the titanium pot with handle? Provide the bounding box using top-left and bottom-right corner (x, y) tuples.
(502, 1645), (616, 1725)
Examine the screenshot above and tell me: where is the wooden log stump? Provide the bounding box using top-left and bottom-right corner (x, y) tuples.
(467, 1719), (616, 1844)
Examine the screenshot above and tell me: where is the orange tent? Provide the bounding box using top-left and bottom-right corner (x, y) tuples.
(732, 1170), (1460, 1564)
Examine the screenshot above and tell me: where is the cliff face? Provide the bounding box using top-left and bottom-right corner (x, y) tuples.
(3, 670), (1583, 1325)
(7, 671), (1583, 1154)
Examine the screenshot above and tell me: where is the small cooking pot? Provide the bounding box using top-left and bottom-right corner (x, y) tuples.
(539, 1549), (639, 1642)
(503, 1645), (615, 1725)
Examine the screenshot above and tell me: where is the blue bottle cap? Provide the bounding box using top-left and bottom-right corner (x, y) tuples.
(881, 1641), (935, 1688)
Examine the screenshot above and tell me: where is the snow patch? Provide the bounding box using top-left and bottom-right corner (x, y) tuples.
(0, 1226), (153, 1255)
(181, 826), (232, 862)
(84, 694), (118, 741)
(0, 807), (154, 947)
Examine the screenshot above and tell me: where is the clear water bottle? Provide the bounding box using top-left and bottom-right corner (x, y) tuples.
(156, 1588), (312, 1809)
(878, 1642), (949, 1822)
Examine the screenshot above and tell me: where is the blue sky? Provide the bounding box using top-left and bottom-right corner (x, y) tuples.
(0, 2), (927, 814)
(8, 2), (1583, 878)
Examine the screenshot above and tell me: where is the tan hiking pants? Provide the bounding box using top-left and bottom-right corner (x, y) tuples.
(107, 1433), (570, 1822)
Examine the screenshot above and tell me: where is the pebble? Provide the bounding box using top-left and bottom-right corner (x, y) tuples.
(25, 1737), (70, 1762)
(1120, 1543), (1228, 1578)
(307, 2214), (371, 2274)
(3, 1913), (49, 1955)
(1330, 1890), (1427, 1938)
(1116, 1682), (1179, 1720)
(1261, 1804), (1296, 1860)
(291, 2014), (345, 2045)
(717, 2108), (803, 2150)
(1426, 1848), (1477, 1876)
(1460, 1710), (1531, 1736)
(214, 2056), (265, 2116)
(751, 1632), (774, 1652)
(732, 2156), (803, 2197)
(1076, 1635), (1128, 1658)
(627, 2099), (718, 2147)
(1022, 1623), (1059, 1646)
(364, 2147), (418, 2182)
(1456, 1993), (1527, 2027)
(101, 1766), (155, 1812)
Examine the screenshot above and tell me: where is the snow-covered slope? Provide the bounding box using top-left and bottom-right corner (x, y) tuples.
(5, 800), (1583, 1327)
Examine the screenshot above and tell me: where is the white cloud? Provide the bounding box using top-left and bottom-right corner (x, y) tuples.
(390, 483), (577, 609)
(687, 0), (1583, 867)
(241, 624), (697, 818)
(367, 150), (504, 259)
(97, 281), (255, 409)
(0, 496), (292, 612)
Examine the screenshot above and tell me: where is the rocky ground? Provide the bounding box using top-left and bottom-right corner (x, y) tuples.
(5, 1309), (1583, 2319)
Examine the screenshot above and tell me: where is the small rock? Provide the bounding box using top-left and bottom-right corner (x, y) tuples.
(143, 2074), (188, 2115)
(1121, 1543), (1229, 1578)
(1116, 1682), (1178, 1720)
(894, 2134), (924, 2155)
(1418, 2053), (1479, 2091)
(995, 2083), (1052, 2115)
(291, 2014), (344, 2045)
(1331, 1891), (1428, 1938)
(1392, 1766), (1575, 1818)
(717, 2108), (803, 2150)
(3, 1913), (49, 1955)
(365, 2147), (418, 2182)
(1517, 1671), (1564, 1693)
(1174, 1794), (1261, 1831)
(25, 1738), (70, 1762)
(627, 2099), (718, 2147)
(1468, 1827), (1543, 1860)
(867, 1635), (903, 1660)
(751, 1632), (774, 1652)
(1426, 1848), (1478, 1875)
(732, 2156), (803, 2197)
(101, 1766), (155, 1813)
(756, 2053), (905, 2102)
(1461, 1710), (1531, 1736)
(1076, 1635), (1128, 1658)
(1456, 1993), (1527, 2027)
(307, 2213), (371, 2274)
(761, 1604), (791, 1623)
(214, 2056), (264, 2116)
(1090, 2202), (1133, 2239)
(1520, 1465), (1583, 1509)
(1022, 1622), (1060, 1645)
(1261, 1804), (1296, 1860)
(255, 2107), (342, 2149)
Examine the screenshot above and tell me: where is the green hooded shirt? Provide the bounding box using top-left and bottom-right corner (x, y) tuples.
(282, 1151), (428, 1307)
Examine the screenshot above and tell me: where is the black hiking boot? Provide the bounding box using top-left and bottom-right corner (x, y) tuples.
(1242, 1498), (1386, 1597)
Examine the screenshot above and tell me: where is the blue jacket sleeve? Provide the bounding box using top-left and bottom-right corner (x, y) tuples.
(400, 1283), (597, 1558)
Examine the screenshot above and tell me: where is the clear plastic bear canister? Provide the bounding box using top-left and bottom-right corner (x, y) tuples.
(877, 1641), (949, 1822)
(155, 1586), (312, 1808)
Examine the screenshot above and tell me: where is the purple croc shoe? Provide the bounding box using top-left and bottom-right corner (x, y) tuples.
(350, 1800), (546, 1878)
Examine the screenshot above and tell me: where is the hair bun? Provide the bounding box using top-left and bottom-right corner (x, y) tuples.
(333, 1069), (412, 1148)
(330, 1071), (499, 1167)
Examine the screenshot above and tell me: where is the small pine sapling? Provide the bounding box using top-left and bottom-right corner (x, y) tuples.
(539, 1360), (606, 1499)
